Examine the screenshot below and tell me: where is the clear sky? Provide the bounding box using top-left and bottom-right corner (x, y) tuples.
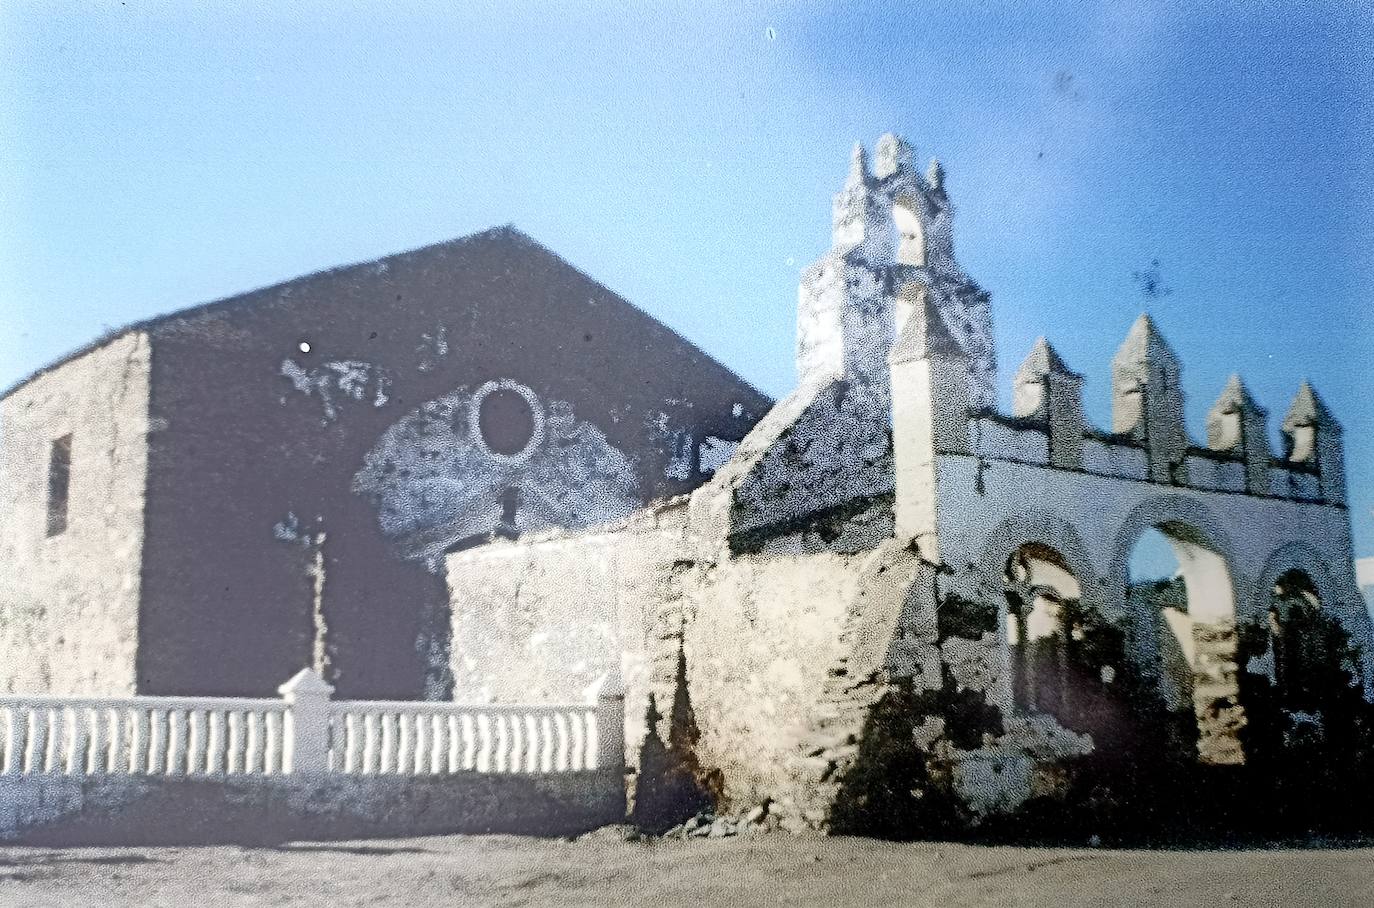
(3, 1), (1372, 558)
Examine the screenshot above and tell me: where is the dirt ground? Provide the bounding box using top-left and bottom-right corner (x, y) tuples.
(1, 830), (1371, 907)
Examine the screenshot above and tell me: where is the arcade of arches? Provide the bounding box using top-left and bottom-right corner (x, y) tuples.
(997, 526), (1353, 768)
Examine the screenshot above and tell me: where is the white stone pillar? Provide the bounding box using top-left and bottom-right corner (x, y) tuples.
(586, 668), (625, 770)
(278, 668), (334, 775)
(889, 285), (970, 559)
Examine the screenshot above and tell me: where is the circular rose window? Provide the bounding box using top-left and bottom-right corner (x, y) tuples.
(470, 381), (543, 462)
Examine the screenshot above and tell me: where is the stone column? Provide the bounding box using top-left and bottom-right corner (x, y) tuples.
(1190, 621), (1246, 766)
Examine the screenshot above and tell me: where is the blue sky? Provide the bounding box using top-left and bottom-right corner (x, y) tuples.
(3, 1), (1371, 561)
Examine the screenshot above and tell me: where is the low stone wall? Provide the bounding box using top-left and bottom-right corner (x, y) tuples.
(0, 769), (625, 846)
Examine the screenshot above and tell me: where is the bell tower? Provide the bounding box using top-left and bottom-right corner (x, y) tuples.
(796, 134), (997, 407)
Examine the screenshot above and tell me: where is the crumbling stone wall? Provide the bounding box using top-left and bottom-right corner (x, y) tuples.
(447, 500), (692, 771)
(0, 332), (151, 695)
(447, 495), (863, 814)
(678, 549), (862, 812)
(443, 134), (1372, 841)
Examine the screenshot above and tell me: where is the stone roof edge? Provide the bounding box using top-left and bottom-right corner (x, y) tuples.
(2, 226), (775, 410)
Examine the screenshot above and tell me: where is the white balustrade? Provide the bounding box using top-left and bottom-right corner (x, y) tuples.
(319, 702), (606, 777)
(0, 668), (625, 781)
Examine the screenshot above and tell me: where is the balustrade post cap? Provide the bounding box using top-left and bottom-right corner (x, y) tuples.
(278, 667), (334, 700)
(583, 666), (625, 705)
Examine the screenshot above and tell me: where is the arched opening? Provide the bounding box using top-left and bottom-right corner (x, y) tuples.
(1003, 543), (1121, 738)
(1267, 569), (1340, 711)
(1126, 523), (1243, 765)
(1005, 543), (1079, 717)
(892, 199), (926, 267)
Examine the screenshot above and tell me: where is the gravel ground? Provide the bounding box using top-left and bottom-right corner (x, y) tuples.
(1, 831), (1371, 907)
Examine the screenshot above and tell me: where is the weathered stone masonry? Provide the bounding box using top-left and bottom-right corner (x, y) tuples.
(0, 229), (768, 701)
(447, 134), (1372, 834)
(0, 333), (151, 696)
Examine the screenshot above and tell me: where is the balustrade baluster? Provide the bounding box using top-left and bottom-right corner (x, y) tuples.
(264, 710), (282, 774)
(206, 711), (225, 775)
(569, 711), (585, 771)
(517, 713), (533, 773)
(495, 712), (511, 773)
(245, 711), (263, 774)
(461, 715), (476, 770)
(86, 708), (107, 775)
(380, 713), (397, 774)
(342, 714), (359, 773)
(586, 709), (600, 769)
(25, 708), (48, 774)
(396, 714), (414, 776)
(130, 709), (150, 774)
(105, 708), (123, 774)
(587, 709), (599, 769)
(414, 713), (431, 775)
(2, 707), (20, 775)
(65, 707), (89, 775)
(363, 712), (380, 775)
(539, 714), (554, 773)
(226, 712), (244, 774)
(553, 712), (570, 771)
(475, 713), (492, 773)
(500, 713), (516, 774)
(166, 710), (187, 775)
(44, 707), (63, 773)
(147, 709), (168, 774)
(429, 714), (446, 775)
(448, 715), (462, 773)
(185, 710), (204, 775)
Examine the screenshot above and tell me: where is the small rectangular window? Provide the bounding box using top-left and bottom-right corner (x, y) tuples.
(46, 434), (72, 537)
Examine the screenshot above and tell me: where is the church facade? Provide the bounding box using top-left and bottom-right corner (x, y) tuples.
(0, 228), (769, 700)
(446, 136), (1371, 834)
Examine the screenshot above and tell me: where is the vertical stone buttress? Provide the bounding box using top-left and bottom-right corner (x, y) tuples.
(889, 287), (971, 561)
(797, 135), (996, 406)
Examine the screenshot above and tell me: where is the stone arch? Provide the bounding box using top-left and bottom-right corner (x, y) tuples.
(1253, 541), (1366, 706)
(972, 510), (1104, 615)
(1106, 494), (1243, 620)
(892, 195), (927, 267)
(1254, 542), (1341, 619)
(1108, 494), (1247, 765)
(967, 510), (1103, 718)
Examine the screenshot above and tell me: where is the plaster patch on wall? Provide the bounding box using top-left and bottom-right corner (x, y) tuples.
(698, 437), (739, 475)
(354, 382), (640, 561)
(664, 430), (693, 481)
(280, 358), (392, 423)
(416, 325), (450, 373)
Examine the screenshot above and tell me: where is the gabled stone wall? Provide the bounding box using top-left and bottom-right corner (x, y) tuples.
(0, 332), (151, 695)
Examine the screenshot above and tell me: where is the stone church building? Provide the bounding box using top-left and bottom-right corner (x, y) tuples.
(0, 228), (769, 700)
(447, 136), (1371, 832)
